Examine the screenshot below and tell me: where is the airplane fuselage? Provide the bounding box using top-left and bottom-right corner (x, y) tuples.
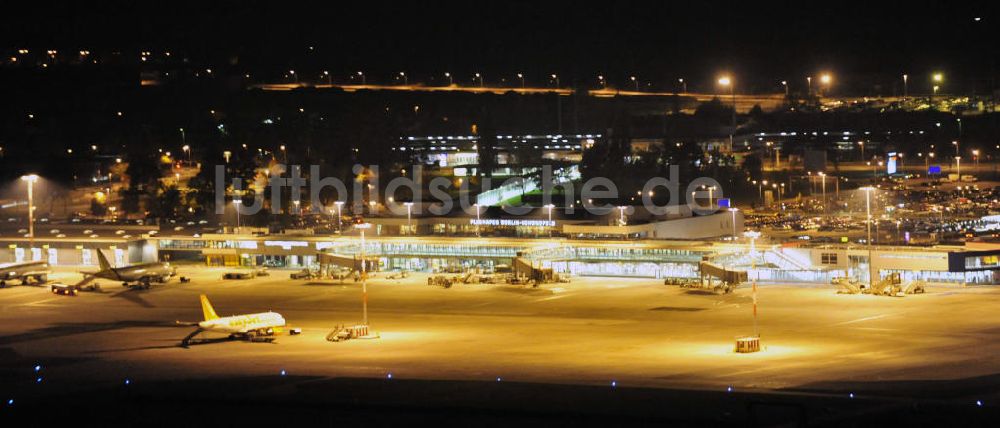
(0, 261), (51, 286)
(93, 262), (176, 285)
(199, 312), (286, 335)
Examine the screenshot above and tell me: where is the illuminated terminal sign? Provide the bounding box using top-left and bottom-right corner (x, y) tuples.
(470, 219), (556, 227)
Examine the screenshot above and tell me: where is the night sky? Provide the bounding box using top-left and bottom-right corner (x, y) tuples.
(3, 1), (995, 91)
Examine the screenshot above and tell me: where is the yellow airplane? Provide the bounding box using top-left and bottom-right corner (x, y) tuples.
(178, 294), (295, 347)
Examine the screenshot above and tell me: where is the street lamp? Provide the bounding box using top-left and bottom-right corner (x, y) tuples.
(403, 202), (414, 232)
(233, 199), (241, 234)
(679, 78), (687, 93)
(717, 76), (736, 147)
(21, 174), (38, 246)
(334, 201), (344, 233)
(729, 208), (739, 238)
(517, 73), (524, 88)
(357, 71), (365, 85)
(618, 206), (627, 226)
(861, 187), (875, 286)
(955, 156), (962, 177)
(473, 203), (481, 236)
(545, 204), (555, 222)
(355, 222), (372, 326)
(781, 80), (788, 96)
(322, 70), (331, 85)
(819, 172), (827, 211)
(902, 74), (908, 100)
(630, 75), (638, 91)
(819, 73), (832, 96)
(598, 75), (607, 89)
(444, 72), (452, 86)
(399, 71), (407, 85)
(182, 144), (190, 163)
(475, 73), (483, 87)
(550, 74), (559, 89)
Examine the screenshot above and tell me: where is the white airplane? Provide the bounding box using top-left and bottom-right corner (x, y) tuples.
(178, 294), (292, 347)
(0, 260), (51, 288)
(79, 250), (176, 289)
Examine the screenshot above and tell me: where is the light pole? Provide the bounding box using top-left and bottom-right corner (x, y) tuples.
(819, 73), (832, 97)
(858, 141), (865, 161)
(323, 70), (331, 85)
(598, 75), (607, 89)
(475, 73), (483, 87)
(357, 71), (365, 85)
(902, 74), (908, 100)
(517, 73), (524, 88)
(744, 230), (761, 337)
(618, 206), (627, 226)
(550, 74), (559, 89)
(334, 201), (344, 233)
(707, 186), (716, 209)
(404, 202), (413, 234)
(718, 76), (735, 147)
(806, 76), (812, 95)
(182, 144), (190, 164)
(355, 223), (372, 326)
(289, 69), (297, 83)
(233, 199), (241, 234)
(445, 72), (452, 86)
(973, 149), (980, 172)
(679, 78), (687, 93)
(474, 203), (481, 236)
(399, 71), (407, 85)
(630, 76), (638, 91)
(781, 80), (788, 97)
(862, 187), (875, 286)
(819, 172), (827, 211)
(956, 156), (962, 177)
(730, 208), (739, 238)
(21, 174), (38, 247)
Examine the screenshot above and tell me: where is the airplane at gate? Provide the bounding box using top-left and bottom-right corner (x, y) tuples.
(0, 260), (51, 288)
(78, 249), (176, 289)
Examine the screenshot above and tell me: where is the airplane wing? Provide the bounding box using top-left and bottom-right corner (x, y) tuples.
(73, 276), (97, 288)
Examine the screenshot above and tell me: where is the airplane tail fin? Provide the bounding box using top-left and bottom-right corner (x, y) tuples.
(96, 250), (112, 271)
(200, 294), (219, 321)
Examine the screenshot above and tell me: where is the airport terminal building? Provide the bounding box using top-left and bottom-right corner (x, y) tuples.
(4, 214), (1000, 285)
